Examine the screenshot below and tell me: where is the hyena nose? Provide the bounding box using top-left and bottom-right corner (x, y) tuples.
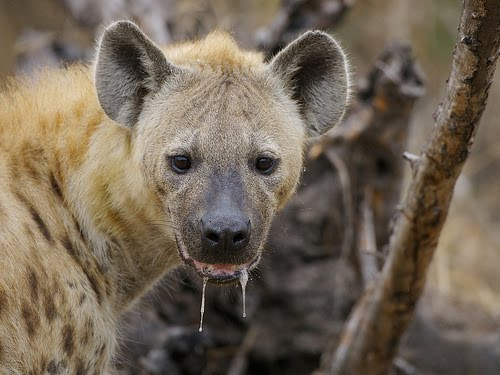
(201, 212), (251, 254)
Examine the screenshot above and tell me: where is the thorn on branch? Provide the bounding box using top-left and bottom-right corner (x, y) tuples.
(402, 152), (419, 163)
(403, 151), (420, 171)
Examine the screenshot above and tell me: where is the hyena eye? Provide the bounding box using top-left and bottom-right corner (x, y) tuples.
(255, 157), (276, 175)
(170, 155), (191, 174)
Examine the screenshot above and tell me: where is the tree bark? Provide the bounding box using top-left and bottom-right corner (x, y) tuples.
(321, 1), (500, 374)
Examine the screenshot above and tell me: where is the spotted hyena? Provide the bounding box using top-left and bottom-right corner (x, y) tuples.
(0, 21), (349, 373)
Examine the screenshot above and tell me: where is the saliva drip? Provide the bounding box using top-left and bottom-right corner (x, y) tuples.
(199, 272), (248, 332)
(239, 269), (249, 318)
(199, 277), (208, 332)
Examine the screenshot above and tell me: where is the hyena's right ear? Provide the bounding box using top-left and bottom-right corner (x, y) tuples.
(95, 21), (182, 127)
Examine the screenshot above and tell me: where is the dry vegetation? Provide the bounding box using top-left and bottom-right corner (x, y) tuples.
(333, 0), (500, 317)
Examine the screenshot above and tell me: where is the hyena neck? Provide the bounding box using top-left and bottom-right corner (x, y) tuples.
(63, 115), (180, 311)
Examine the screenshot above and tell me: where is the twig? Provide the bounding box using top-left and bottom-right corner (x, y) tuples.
(393, 357), (424, 375)
(325, 148), (354, 260)
(323, 1), (500, 374)
(358, 187), (379, 286)
(402, 151), (420, 172)
(226, 325), (260, 375)
(402, 152), (419, 162)
(254, 0), (355, 55)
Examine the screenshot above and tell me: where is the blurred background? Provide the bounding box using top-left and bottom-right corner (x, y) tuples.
(1, 0), (499, 374)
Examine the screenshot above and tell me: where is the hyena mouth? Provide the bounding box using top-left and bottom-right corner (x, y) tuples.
(175, 233), (256, 332)
(174, 234), (260, 283)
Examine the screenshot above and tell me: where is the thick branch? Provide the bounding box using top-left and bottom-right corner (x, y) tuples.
(324, 1), (500, 374)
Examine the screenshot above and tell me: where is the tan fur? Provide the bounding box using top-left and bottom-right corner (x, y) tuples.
(163, 31), (264, 68)
(0, 23), (348, 373)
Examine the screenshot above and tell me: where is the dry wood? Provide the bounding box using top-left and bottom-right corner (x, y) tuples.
(254, 0), (355, 56)
(322, 1), (500, 374)
(392, 357), (423, 375)
(313, 41), (425, 276)
(226, 325), (260, 375)
(358, 187), (379, 286)
(324, 149), (355, 260)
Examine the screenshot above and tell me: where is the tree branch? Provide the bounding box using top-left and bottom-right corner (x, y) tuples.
(254, 0), (355, 56)
(322, 1), (500, 374)
(358, 186), (379, 286)
(324, 148), (355, 260)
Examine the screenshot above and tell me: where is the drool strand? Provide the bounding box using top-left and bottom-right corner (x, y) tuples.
(199, 277), (208, 332)
(239, 269), (249, 318)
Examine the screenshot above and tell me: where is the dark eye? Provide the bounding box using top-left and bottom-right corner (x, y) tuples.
(255, 157), (276, 174)
(171, 155), (191, 173)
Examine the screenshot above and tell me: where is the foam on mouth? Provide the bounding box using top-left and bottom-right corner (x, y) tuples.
(175, 235), (259, 281)
(191, 259), (242, 278)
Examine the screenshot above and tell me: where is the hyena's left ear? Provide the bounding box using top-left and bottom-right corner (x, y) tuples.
(95, 21), (183, 127)
(269, 31), (350, 137)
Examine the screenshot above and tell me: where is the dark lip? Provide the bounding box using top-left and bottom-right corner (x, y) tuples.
(174, 234), (259, 284)
(204, 273), (241, 284)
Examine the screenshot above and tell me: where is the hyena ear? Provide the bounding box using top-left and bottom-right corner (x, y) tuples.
(269, 31), (350, 137)
(95, 21), (182, 127)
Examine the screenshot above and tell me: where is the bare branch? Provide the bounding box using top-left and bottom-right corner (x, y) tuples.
(358, 187), (379, 286)
(323, 1), (500, 374)
(318, 41), (424, 374)
(324, 148), (355, 260)
(226, 325), (260, 375)
(393, 357), (424, 375)
(254, 0), (355, 55)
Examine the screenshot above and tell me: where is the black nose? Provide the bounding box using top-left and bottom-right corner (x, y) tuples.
(200, 211), (251, 256)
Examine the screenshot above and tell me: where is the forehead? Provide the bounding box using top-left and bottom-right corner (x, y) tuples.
(163, 71), (301, 158)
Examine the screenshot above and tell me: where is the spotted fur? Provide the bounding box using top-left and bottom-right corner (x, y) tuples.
(0, 21), (349, 373)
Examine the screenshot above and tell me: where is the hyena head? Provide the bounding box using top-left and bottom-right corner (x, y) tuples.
(95, 21), (349, 282)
